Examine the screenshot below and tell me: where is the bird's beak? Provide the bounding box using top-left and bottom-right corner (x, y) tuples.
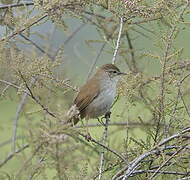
(118, 72), (127, 75)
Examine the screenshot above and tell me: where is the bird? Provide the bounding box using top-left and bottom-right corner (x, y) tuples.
(66, 64), (127, 125)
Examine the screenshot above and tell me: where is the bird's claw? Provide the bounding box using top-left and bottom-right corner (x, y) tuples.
(98, 117), (106, 126)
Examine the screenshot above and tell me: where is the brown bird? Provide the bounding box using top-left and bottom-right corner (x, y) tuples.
(67, 64), (126, 125)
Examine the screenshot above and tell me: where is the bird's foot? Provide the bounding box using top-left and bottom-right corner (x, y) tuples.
(98, 117), (106, 126)
(105, 111), (111, 119)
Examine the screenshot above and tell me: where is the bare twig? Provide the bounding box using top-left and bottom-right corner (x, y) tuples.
(18, 71), (57, 118)
(11, 78), (36, 153)
(75, 121), (167, 128)
(149, 146), (185, 180)
(78, 132), (126, 162)
(126, 32), (137, 72)
(98, 114), (110, 180)
(8, 25), (53, 60)
(1, 14), (48, 41)
(14, 144), (42, 179)
(54, 23), (86, 59)
(0, 136), (25, 148)
(0, 79), (28, 94)
(168, 72), (190, 130)
(55, 143), (62, 180)
(1, 84), (10, 96)
(177, 176), (190, 180)
(114, 145), (188, 180)
(131, 169), (189, 177)
(156, 25), (176, 143)
(112, 17), (124, 64)
(112, 127), (190, 179)
(157, 127), (190, 147)
(39, 74), (78, 92)
(0, 144), (29, 168)
(0, 2), (34, 10)
(155, 0), (190, 142)
(87, 42), (106, 80)
(179, 89), (190, 119)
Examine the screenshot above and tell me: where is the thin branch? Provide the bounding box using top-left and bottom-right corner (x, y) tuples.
(179, 89), (190, 119)
(157, 24), (176, 140)
(87, 42), (106, 80)
(126, 32), (138, 72)
(54, 23), (86, 59)
(0, 79), (29, 94)
(18, 71), (57, 118)
(114, 145), (188, 180)
(75, 121), (166, 128)
(112, 17), (124, 64)
(131, 169), (189, 177)
(1, 84), (10, 96)
(157, 127), (190, 147)
(8, 25), (53, 60)
(112, 128), (190, 179)
(98, 113), (110, 180)
(168, 72), (190, 130)
(39, 74), (78, 92)
(0, 144), (29, 168)
(14, 144), (42, 178)
(78, 132), (126, 162)
(11, 78), (36, 153)
(0, 136), (25, 148)
(149, 146), (185, 180)
(178, 176), (190, 180)
(155, 0), (190, 142)
(55, 143), (62, 180)
(1, 14), (48, 41)
(0, 2), (34, 10)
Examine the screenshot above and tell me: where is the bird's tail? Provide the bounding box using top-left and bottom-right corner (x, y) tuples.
(65, 104), (81, 125)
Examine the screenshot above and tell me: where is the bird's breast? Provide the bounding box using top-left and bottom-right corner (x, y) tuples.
(85, 80), (117, 119)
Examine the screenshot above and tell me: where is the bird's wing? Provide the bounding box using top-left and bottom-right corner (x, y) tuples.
(74, 78), (100, 116)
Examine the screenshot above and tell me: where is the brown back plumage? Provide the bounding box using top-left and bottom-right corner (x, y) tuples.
(74, 75), (100, 120)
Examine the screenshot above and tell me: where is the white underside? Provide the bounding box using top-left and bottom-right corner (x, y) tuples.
(85, 75), (118, 119)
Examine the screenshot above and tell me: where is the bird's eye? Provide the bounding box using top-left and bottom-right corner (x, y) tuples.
(113, 71), (117, 73)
